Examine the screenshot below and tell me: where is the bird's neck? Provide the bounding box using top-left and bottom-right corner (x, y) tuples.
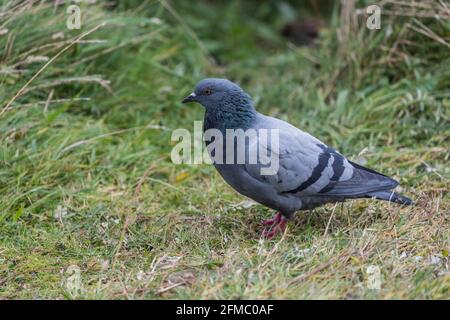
(203, 105), (257, 132)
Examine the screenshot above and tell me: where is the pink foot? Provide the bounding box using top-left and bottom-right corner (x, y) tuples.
(262, 214), (287, 239)
(262, 212), (282, 226)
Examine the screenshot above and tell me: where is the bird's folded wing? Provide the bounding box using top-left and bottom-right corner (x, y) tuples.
(244, 130), (398, 197)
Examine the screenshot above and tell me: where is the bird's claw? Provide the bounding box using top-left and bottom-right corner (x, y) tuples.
(261, 212), (282, 226)
(262, 213), (287, 238)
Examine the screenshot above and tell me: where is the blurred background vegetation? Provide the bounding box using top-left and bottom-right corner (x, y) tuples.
(0, 0), (448, 299)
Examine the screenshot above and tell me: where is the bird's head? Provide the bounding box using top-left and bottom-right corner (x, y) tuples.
(182, 78), (253, 112)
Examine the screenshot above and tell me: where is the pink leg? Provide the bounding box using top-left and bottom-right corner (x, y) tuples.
(262, 214), (288, 239)
(262, 212), (282, 226)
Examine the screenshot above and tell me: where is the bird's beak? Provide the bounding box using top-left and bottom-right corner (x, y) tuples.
(182, 92), (197, 104)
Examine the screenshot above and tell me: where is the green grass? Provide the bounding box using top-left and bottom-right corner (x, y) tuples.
(0, 0), (449, 299)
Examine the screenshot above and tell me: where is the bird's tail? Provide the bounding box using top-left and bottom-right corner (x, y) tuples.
(366, 190), (413, 205)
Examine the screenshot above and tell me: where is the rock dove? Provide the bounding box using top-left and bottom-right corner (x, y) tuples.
(182, 78), (412, 238)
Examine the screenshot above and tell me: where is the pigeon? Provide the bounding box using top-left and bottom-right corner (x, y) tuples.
(182, 78), (412, 238)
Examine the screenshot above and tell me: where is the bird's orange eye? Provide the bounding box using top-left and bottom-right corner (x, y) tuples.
(204, 88), (212, 96)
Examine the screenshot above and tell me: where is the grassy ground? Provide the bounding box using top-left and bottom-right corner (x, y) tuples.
(0, 0), (449, 299)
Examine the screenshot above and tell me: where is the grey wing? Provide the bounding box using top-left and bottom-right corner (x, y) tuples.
(315, 159), (398, 197)
(244, 128), (329, 193)
(245, 130), (397, 198)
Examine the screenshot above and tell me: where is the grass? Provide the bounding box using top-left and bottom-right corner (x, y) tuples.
(0, 0), (449, 299)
